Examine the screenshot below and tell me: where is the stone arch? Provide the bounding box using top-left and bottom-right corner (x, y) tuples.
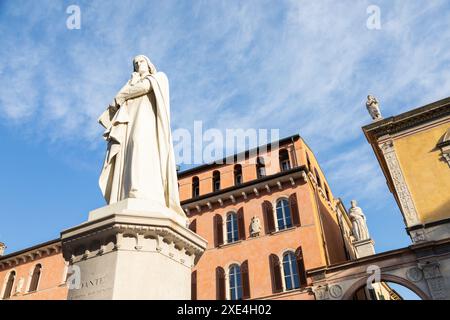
(341, 273), (431, 300)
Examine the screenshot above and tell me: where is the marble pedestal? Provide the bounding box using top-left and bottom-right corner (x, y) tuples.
(60, 199), (207, 300)
(353, 239), (376, 258)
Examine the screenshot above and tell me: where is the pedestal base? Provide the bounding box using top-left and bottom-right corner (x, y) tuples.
(353, 239), (375, 258)
(61, 199), (207, 300)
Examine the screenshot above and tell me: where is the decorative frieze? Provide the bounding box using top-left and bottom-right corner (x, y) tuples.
(62, 223), (204, 268)
(379, 140), (420, 227)
(420, 262), (447, 300)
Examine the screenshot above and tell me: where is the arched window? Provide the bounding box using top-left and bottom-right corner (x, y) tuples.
(234, 165), (242, 186)
(28, 264), (42, 292)
(212, 171), (221, 192)
(256, 157), (266, 178)
(282, 252), (300, 290)
(226, 212), (239, 243)
(192, 176), (199, 198)
(2, 271), (15, 299)
(314, 168), (322, 188)
(279, 149), (291, 172)
(276, 199), (292, 230)
(229, 264), (243, 300)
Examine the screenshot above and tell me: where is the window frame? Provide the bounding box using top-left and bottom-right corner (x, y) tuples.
(226, 212), (239, 244)
(282, 251), (300, 291)
(228, 264), (243, 300)
(279, 149), (291, 172)
(275, 198), (293, 231)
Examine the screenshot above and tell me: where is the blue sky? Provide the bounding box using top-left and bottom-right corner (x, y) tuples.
(1, 0), (449, 299)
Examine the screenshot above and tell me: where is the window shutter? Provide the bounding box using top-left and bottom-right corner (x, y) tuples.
(241, 260), (251, 299)
(29, 264), (41, 292)
(191, 270), (197, 300)
(289, 193), (301, 226)
(216, 267), (226, 300)
(269, 254), (283, 293)
(189, 219), (197, 233)
(237, 208), (246, 240)
(3, 272), (15, 299)
(263, 201), (275, 234)
(214, 214), (223, 247)
(295, 247), (307, 287)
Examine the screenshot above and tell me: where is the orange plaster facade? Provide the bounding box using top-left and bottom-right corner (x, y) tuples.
(0, 240), (67, 300)
(179, 134), (351, 300)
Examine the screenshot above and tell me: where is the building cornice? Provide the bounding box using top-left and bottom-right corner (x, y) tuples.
(0, 239), (62, 270)
(181, 166), (308, 215)
(362, 96), (450, 142)
(177, 134), (301, 178)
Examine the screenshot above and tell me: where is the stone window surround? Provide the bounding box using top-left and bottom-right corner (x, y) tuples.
(274, 196), (292, 231)
(279, 249), (300, 292)
(225, 211), (239, 244)
(223, 260), (244, 301)
(25, 263), (43, 293)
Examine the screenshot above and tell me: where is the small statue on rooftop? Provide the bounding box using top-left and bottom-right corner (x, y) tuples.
(366, 95), (383, 121)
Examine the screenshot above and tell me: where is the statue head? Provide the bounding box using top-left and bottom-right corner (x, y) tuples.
(351, 200), (357, 208)
(366, 95), (377, 105)
(133, 55), (157, 76)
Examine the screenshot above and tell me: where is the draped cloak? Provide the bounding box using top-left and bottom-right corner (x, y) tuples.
(98, 72), (185, 217)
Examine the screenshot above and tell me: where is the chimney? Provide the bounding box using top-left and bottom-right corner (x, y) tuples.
(0, 242), (6, 256)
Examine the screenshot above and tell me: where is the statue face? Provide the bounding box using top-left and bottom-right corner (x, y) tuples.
(351, 200), (357, 207)
(134, 56), (150, 76)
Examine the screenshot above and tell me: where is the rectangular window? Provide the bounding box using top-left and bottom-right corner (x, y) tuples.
(257, 167), (266, 178)
(281, 160), (291, 172)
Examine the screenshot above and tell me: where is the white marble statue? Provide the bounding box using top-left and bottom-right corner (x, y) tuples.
(348, 200), (370, 241)
(98, 55), (185, 217)
(250, 216), (261, 236)
(366, 95), (383, 121)
(16, 277), (24, 294)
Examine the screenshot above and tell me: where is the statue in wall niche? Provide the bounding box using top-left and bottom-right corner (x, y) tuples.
(98, 55), (185, 217)
(16, 277), (24, 294)
(250, 216), (261, 237)
(348, 200), (370, 241)
(366, 95), (383, 121)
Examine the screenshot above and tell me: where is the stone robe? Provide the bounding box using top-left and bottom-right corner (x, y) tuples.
(98, 72), (185, 217)
(349, 206), (370, 241)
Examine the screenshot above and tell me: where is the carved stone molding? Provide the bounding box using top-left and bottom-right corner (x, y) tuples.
(329, 284), (343, 298)
(62, 221), (204, 268)
(379, 140), (420, 227)
(312, 285), (330, 300)
(420, 262), (447, 300)
(406, 267), (424, 282)
(437, 128), (450, 167)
